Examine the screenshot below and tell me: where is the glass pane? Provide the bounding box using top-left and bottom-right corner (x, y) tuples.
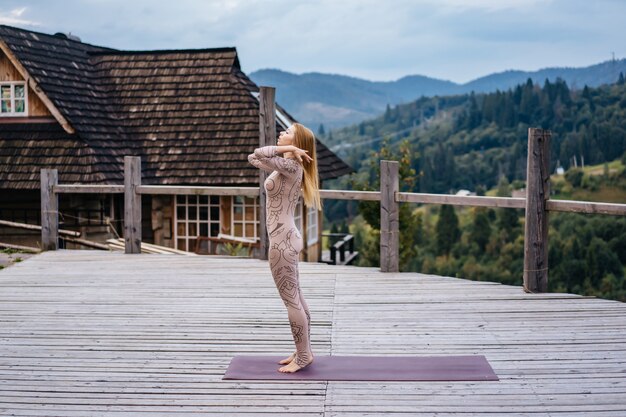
(244, 197), (254, 205)
(210, 222), (220, 236)
(1, 100), (10, 113)
(176, 195), (185, 204)
(211, 196), (220, 205)
(15, 100), (24, 113)
(200, 223), (208, 236)
(234, 195), (243, 204)
(188, 195), (197, 204)
(177, 222), (186, 236)
(177, 205), (186, 220)
(234, 223), (243, 236)
(188, 206), (197, 220)
(188, 222), (197, 237)
(199, 206), (208, 221)
(210, 206), (219, 219)
(1, 85), (10, 99)
(14, 85), (24, 98)
(199, 195), (208, 204)
(177, 239), (186, 251)
(188, 238), (197, 252)
(233, 206), (243, 220)
(245, 206), (255, 220)
(245, 223), (255, 238)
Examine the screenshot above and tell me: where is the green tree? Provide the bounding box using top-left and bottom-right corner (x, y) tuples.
(470, 208), (491, 252)
(495, 176), (520, 239)
(351, 138), (421, 270)
(317, 123), (326, 137)
(436, 204), (460, 256)
(565, 167), (584, 187)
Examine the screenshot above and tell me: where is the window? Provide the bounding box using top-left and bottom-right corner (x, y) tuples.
(294, 198), (303, 235)
(174, 195), (220, 252)
(0, 82), (27, 116)
(231, 196), (259, 240)
(306, 205), (318, 246)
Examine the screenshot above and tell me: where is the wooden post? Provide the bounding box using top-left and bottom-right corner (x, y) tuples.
(523, 128), (551, 292)
(124, 156), (142, 254)
(258, 86), (276, 260)
(380, 160), (399, 272)
(40, 169), (58, 251)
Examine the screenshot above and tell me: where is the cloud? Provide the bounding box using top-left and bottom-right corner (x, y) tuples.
(0, 7), (39, 26)
(423, 0), (552, 13)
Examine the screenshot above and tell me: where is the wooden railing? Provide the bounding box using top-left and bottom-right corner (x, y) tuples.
(323, 233), (357, 265)
(38, 86), (626, 293)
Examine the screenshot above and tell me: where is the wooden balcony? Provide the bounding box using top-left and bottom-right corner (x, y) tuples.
(1, 250), (625, 416)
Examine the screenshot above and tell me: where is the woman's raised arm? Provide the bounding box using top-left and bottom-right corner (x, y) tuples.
(248, 146), (301, 177)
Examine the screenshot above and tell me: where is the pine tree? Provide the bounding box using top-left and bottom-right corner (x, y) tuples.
(436, 204), (460, 256)
(470, 208), (491, 252)
(618, 72), (625, 85)
(317, 124), (326, 137)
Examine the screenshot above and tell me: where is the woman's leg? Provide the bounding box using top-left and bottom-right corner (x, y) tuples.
(269, 234), (313, 371)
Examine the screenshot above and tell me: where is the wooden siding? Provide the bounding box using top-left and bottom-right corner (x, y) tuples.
(0, 51), (51, 117)
(1, 251), (624, 416)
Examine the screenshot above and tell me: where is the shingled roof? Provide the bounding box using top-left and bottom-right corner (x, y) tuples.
(0, 25), (353, 189)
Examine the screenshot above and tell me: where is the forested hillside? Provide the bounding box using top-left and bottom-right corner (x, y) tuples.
(322, 75), (626, 302)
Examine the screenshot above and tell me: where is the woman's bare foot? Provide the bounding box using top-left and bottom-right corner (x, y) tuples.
(278, 352), (297, 365)
(278, 355), (313, 373)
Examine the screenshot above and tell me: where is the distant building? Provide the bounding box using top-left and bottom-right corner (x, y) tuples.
(512, 189), (526, 198)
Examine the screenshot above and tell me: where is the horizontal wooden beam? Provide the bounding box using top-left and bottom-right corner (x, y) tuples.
(397, 192), (526, 208)
(54, 185), (124, 194)
(547, 199), (626, 216)
(0, 219), (80, 237)
(137, 185), (260, 197)
(320, 190), (381, 201)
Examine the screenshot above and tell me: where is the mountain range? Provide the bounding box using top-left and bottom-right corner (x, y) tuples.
(249, 58), (626, 129)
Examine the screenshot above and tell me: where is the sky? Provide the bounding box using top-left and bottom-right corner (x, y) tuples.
(1, 0), (625, 84)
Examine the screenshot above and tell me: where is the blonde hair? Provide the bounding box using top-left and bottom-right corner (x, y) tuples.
(293, 123), (322, 210)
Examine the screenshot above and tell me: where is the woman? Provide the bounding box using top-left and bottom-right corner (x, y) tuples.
(248, 123), (322, 373)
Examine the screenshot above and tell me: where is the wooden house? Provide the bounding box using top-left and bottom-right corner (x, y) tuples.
(0, 25), (352, 260)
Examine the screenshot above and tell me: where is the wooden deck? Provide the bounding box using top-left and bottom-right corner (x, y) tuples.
(1, 250), (625, 416)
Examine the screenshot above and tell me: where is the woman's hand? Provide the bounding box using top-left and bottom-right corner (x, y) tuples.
(292, 147), (313, 163)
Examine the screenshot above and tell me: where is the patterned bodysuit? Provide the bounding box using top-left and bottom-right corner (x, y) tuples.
(248, 146), (312, 367)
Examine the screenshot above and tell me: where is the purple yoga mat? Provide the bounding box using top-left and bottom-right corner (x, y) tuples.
(222, 355), (499, 381)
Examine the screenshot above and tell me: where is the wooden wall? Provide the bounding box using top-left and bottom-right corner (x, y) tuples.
(0, 51), (52, 117)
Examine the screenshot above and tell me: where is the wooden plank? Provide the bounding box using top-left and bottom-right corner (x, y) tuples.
(54, 185), (124, 194)
(523, 128), (551, 293)
(320, 190), (381, 201)
(136, 185), (259, 197)
(123, 156), (141, 254)
(258, 86), (275, 261)
(1, 251), (625, 416)
(397, 192), (526, 208)
(380, 160), (399, 272)
(0, 242), (40, 253)
(39, 169), (58, 251)
(0, 219), (80, 237)
(547, 199), (626, 216)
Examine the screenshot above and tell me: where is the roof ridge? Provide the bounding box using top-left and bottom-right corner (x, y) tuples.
(0, 24), (117, 51)
(88, 47), (237, 56)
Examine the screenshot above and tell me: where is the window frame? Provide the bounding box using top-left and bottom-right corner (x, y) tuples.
(306, 205), (318, 246)
(231, 195), (260, 241)
(0, 81), (28, 117)
(173, 195), (221, 252)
